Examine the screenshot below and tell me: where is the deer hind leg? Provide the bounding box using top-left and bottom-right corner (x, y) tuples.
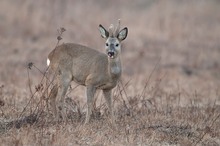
(85, 86), (96, 124)
(49, 84), (58, 119)
(103, 89), (116, 126)
(54, 71), (72, 122)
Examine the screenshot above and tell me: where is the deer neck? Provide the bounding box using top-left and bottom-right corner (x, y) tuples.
(108, 56), (122, 79)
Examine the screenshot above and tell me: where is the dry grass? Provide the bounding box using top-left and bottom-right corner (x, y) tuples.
(0, 0), (220, 145)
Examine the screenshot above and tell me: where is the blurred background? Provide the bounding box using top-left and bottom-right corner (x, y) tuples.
(0, 0), (220, 106)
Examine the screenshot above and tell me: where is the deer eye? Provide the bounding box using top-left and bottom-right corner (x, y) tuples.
(106, 43), (109, 46)
(115, 44), (119, 47)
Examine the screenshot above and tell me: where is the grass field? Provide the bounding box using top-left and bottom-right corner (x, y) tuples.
(0, 0), (220, 145)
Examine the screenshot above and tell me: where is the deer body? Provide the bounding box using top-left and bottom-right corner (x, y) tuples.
(47, 20), (128, 124)
(48, 43), (121, 89)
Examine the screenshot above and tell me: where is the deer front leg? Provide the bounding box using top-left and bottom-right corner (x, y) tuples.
(103, 89), (116, 126)
(85, 86), (96, 124)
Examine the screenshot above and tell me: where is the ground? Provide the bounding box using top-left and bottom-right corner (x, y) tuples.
(0, 0), (220, 145)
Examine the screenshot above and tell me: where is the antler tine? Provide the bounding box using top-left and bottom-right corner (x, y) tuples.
(115, 19), (121, 35)
(109, 24), (114, 37)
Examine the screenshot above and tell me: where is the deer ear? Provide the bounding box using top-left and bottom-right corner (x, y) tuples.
(117, 27), (128, 41)
(99, 25), (109, 39)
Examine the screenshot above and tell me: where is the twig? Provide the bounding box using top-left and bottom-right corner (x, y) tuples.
(17, 27), (67, 128)
(140, 57), (161, 98)
(55, 27), (66, 47)
(27, 68), (33, 96)
(119, 79), (131, 102)
(118, 79), (131, 109)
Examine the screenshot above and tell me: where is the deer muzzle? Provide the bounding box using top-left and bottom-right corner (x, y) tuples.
(107, 52), (115, 58)
(107, 44), (116, 59)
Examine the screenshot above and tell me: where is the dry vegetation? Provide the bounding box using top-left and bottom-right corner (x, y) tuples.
(0, 0), (220, 145)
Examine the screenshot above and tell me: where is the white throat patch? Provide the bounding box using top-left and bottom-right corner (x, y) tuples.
(111, 65), (121, 75)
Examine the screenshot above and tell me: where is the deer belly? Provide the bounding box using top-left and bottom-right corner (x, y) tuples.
(72, 76), (86, 86)
(96, 81), (117, 90)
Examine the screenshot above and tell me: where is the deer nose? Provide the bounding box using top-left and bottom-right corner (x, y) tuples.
(108, 52), (115, 58)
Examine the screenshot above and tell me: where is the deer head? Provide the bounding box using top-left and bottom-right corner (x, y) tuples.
(99, 19), (128, 59)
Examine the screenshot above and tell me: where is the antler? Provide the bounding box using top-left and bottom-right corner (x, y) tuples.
(108, 19), (121, 37)
(108, 24), (114, 37)
(115, 19), (121, 35)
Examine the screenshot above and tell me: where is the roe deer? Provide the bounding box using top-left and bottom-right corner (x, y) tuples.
(47, 20), (128, 124)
